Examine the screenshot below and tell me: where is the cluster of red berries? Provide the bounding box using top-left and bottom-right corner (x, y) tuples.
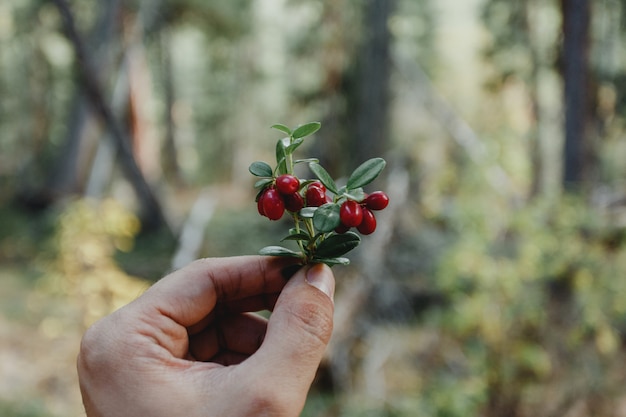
(257, 174), (389, 236)
(336, 191), (389, 235)
(258, 174), (303, 220)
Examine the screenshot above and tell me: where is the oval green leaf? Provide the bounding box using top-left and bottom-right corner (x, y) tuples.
(299, 207), (317, 218)
(286, 137), (305, 154)
(313, 203), (341, 233)
(259, 246), (302, 258)
(271, 124), (292, 135)
(254, 178), (273, 189)
(249, 161), (274, 177)
(281, 232), (311, 242)
(275, 138), (289, 175)
(309, 162), (338, 194)
(292, 122), (321, 139)
(346, 158), (386, 190)
(314, 232), (361, 258)
(342, 188), (366, 202)
(312, 257), (351, 267)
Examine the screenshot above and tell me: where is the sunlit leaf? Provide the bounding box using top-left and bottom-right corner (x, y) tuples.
(309, 162), (338, 194)
(346, 158), (386, 190)
(292, 122), (321, 139)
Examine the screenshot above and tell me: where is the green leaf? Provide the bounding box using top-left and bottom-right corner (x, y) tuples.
(254, 178), (273, 189)
(314, 232), (361, 258)
(294, 158), (319, 165)
(286, 137), (305, 154)
(342, 188), (366, 202)
(249, 161), (274, 177)
(275, 138), (289, 175)
(292, 122), (321, 139)
(312, 257), (351, 267)
(299, 207), (317, 218)
(281, 232), (311, 242)
(271, 124), (292, 135)
(313, 203), (341, 233)
(289, 227), (306, 235)
(309, 162), (338, 194)
(346, 158), (386, 190)
(259, 246), (302, 258)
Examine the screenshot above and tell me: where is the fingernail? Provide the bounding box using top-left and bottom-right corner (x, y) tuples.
(305, 263), (335, 301)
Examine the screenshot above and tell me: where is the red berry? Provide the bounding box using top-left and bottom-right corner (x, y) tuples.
(257, 192), (266, 217)
(364, 191), (389, 211)
(357, 208), (377, 235)
(340, 200), (363, 228)
(306, 185), (327, 207)
(262, 187), (285, 220)
(275, 174), (300, 195)
(284, 192), (304, 212)
(308, 181), (326, 193)
(335, 224), (350, 234)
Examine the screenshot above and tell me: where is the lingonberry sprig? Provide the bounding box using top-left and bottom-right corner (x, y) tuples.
(249, 121), (389, 266)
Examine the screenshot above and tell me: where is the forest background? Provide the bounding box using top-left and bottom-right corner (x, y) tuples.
(2, 0), (626, 416)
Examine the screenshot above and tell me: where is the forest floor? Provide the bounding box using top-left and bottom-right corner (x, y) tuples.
(0, 265), (84, 417)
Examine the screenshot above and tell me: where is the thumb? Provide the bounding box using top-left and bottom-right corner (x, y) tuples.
(246, 263), (335, 399)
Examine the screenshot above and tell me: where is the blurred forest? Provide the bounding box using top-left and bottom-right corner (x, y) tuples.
(2, 0), (626, 416)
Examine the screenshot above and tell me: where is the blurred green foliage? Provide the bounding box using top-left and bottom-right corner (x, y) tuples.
(420, 193), (626, 416)
(0, 400), (54, 417)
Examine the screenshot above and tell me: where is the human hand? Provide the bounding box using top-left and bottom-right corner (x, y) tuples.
(77, 256), (335, 417)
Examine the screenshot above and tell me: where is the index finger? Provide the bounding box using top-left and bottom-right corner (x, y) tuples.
(135, 256), (301, 327)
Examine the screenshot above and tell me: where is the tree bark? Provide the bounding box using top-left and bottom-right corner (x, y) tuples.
(561, 0), (592, 190)
(350, 0), (395, 167)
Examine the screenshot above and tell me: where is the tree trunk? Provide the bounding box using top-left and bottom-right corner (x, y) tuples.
(350, 0), (395, 168)
(561, 0), (593, 190)
(46, 0), (121, 199)
(159, 28), (183, 185)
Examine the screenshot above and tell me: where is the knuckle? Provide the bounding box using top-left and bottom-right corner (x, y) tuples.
(77, 323), (105, 373)
(77, 315), (120, 374)
(244, 384), (293, 417)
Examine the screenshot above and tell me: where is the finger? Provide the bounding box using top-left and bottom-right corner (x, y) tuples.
(217, 292), (281, 315)
(186, 291), (280, 336)
(134, 256), (301, 328)
(210, 351), (251, 366)
(241, 263), (334, 407)
(189, 313), (268, 362)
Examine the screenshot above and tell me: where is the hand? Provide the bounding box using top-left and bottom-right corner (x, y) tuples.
(77, 256), (335, 417)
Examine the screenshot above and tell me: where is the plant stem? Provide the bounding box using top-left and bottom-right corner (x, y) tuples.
(292, 213), (306, 255)
(286, 135), (295, 175)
